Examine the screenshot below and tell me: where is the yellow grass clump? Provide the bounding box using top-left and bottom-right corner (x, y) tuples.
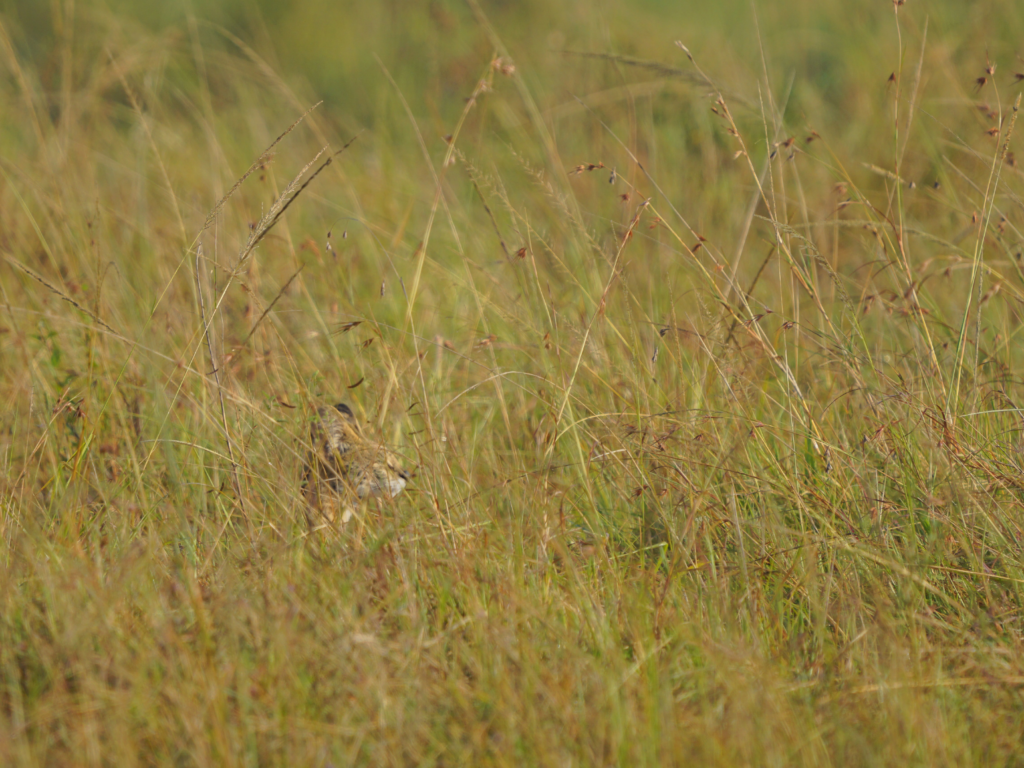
(2, 2), (1024, 765)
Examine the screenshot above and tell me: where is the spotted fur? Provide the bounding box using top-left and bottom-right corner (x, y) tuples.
(303, 403), (410, 523)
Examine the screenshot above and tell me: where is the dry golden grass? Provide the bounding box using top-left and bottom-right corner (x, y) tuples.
(2, 2), (1024, 765)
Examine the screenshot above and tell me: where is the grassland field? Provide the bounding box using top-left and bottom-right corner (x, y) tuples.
(3, 0), (1024, 764)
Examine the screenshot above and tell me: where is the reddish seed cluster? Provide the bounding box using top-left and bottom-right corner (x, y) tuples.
(491, 57), (516, 77)
(570, 162), (606, 175)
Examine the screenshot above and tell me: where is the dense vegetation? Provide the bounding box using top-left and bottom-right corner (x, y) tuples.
(3, 0), (1024, 764)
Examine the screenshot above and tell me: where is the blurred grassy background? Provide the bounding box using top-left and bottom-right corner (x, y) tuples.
(3, 0), (1024, 765)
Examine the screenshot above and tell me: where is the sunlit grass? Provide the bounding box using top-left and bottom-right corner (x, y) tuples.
(2, 1), (1024, 765)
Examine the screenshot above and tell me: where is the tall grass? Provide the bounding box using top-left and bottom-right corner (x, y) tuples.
(2, 1), (1024, 765)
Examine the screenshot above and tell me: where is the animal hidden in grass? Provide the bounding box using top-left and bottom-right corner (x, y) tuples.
(302, 403), (410, 526)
